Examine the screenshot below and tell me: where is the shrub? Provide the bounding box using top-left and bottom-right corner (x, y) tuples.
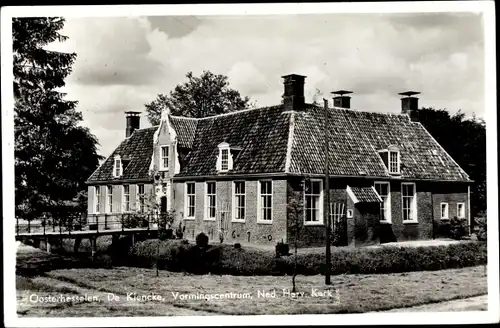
(124, 238), (486, 276)
(449, 217), (469, 240)
(175, 222), (184, 239)
(275, 241), (290, 257)
(234, 243), (242, 249)
(332, 218), (348, 246)
(122, 214), (149, 229)
(195, 233), (209, 248)
(475, 217), (487, 241)
(159, 229), (174, 241)
(434, 219), (451, 239)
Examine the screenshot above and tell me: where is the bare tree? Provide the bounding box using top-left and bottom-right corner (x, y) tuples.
(287, 188), (304, 293)
(135, 190), (175, 277)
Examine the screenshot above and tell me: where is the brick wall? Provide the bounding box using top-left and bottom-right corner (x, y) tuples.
(173, 179), (288, 245)
(286, 177), (349, 247)
(286, 177), (469, 246)
(432, 183), (469, 220)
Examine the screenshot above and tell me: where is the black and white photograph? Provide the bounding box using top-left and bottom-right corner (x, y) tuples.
(2, 2), (498, 326)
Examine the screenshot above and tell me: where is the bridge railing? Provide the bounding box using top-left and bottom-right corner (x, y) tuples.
(16, 212), (167, 235)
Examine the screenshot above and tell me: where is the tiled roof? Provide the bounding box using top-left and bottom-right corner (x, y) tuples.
(87, 127), (157, 182)
(348, 186), (382, 203)
(176, 105), (292, 176)
(170, 117), (198, 148)
(87, 103), (470, 183)
(290, 106), (470, 181)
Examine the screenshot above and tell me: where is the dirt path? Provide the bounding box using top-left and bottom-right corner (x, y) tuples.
(381, 295), (488, 312)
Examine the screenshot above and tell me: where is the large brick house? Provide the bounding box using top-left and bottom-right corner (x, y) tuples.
(86, 74), (471, 246)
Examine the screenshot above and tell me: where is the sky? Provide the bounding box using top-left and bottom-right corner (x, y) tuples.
(46, 12), (485, 159)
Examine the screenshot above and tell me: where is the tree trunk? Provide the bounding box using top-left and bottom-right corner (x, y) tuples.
(156, 239), (160, 277)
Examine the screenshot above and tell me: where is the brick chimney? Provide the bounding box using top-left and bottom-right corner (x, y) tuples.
(282, 74), (306, 111)
(125, 111), (141, 138)
(331, 90), (353, 109)
(399, 91), (420, 121)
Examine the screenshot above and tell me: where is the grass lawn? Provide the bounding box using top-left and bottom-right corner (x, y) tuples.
(16, 265), (487, 316)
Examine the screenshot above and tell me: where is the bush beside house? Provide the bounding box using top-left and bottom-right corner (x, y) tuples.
(126, 239), (486, 276)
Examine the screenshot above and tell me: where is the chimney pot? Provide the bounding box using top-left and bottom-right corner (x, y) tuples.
(282, 74), (306, 111)
(398, 91), (420, 121)
(331, 90), (353, 109)
(125, 111), (141, 138)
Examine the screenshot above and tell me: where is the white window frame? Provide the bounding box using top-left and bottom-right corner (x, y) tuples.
(123, 185), (130, 213)
(304, 179), (324, 225)
(232, 181), (246, 222)
(204, 182), (217, 221)
(374, 181), (391, 223)
(106, 185), (113, 213)
(113, 155), (122, 178)
(457, 202), (465, 219)
(388, 150), (400, 174)
(221, 149), (229, 171)
(401, 182), (417, 223)
(94, 186), (100, 214)
(440, 202), (449, 220)
(137, 184), (145, 213)
(216, 142), (233, 172)
(160, 145), (169, 171)
(257, 180), (273, 224)
(184, 182), (196, 220)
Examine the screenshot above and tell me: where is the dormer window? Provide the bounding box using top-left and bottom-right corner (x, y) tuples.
(160, 145), (169, 171)
(389, 150), (400, 174)
(217, 142), (233, 172)
(113, 155), (122, 178)
(221, 149), (229, 171)
(378, 145), (400, 175)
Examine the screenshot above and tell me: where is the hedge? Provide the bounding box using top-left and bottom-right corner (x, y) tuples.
(126, 240), (487, 276)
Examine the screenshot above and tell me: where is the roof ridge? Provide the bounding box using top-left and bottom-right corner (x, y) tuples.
(309, 103), (411, 117)
(169, 105), (283, 121)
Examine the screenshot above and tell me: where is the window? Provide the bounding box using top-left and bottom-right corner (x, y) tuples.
(95, 186), (100, 213)
(441, 203), (449, 219)
(107, 185), (113, 213)
(233, 181), (246, 221)
(389, 151), (400, 174)
(401, 183), (417, 222)
(457, 203), (465, 218)
(258, 181), (273, 222)
(137, 184), (145, 213)
(374, 182), (391, 223)
(185, 183), (195, 218)
(217, 142), (232, 172)
(206, 182), (216, 220)
(160, 146), (169, 171)
(304, 179), (323, 224)
(221, 149), (229, 171)
(123, 185), (130, 212)
(113, 155), (122, 177)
